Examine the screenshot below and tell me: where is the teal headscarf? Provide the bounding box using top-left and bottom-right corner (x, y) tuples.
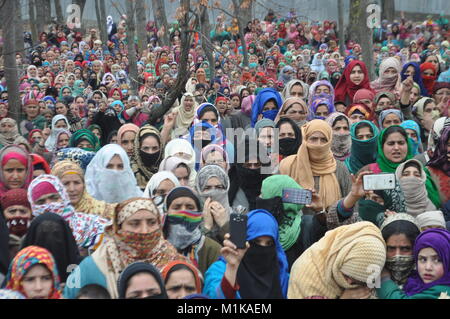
(72, 80), (85, 97)
(59, 86), (72, 100)
(400, 120), (422, 156)
(260, 175), (303, 251)
(345, 120), (380, 174)
(69, 129), (100, 152)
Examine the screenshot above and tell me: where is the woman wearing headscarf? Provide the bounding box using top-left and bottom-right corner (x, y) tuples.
(0, 145), (33, 198)
(0, 118), (21, 149)
(308, 80), (335, 106)
(310, 53), (326, 74)
(117, 262), (168, 299)
(251, 88), (283, 127)
(44, 114), (71, 152)
(117, 123), (139, 159)
(257, 175), (328, 270)
(131, 125), (164, 190)
(412, 97), (442, 150)
(373, 91), (398, 114)
(275, 97), (309, 128)
(378, 228), (450, 299)
(51, 160), (117, 219)
(281, 79), (309, 101)
(420, 62), (438, 97)
(69, 129), (101, 152)
(199, 144), (230, 173)
(325, 113), (352, 162)
(345, 120), (380, 175)
(345, 103), (376, 125)
(85, 144), (142, 204)
(171, 92), (198, 138)
(379, 213), (420, 287)
(158, 156), (192, 186)
(27, 174), (111, 250)
(5, 246), (62, 299)
(359, 125), (441, 211)
(280, 120), (352, 213)
(427, 127), (450, 203)
(203, 209), (289, 299)
(378, 109), (404, 129)
(164, 138), (197, 186)
(63, 197), (186, 299)
(401, 120), (423, 155)
(21, 213), (81, 283)
(163, 186), (222, 275)
(395, 159), (437, 217)
(143, 171), (180, 215)
(309, 97), (336, 120)
(334, 60), (374, 106)
(278, 65), (295, 85)
(54, 147), (96, 171)
(400, 62), (427, 96)
(161, 260), (203, 299)
(92, 102), (123, 145)
(353, 88), (376, 110)
(288, 222), (386, 299)
(370, 57), (402, 96)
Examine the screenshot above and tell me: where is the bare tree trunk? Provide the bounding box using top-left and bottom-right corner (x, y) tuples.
(125, 0), (139, 95)
(240, 0), (253, 26)
(14, 0), (25, 56)
(348, 0), (375, 80)
(95, 0), (108, 45)
(381, 0), (395, 22)
(232, 0), (249, 67)
(337, 0), (345, 56)
(99, 0), (107, 38)
(152, 0), (170, 47)
(73, 0), (87, 20)
(199, 4), (215, 81)
(29, 0), (38, 44)
(135, 0), (147, 54)
(42, 0), (52, 25)
(147, 0), (192, 124)
(2, 0), (21, 123)
(53, 0), (64, 24)
(35, 0), (45, 37)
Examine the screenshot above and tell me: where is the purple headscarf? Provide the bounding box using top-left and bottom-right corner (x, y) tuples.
(308, 97), (335, 120)
(427, 127), (450, 176)
(403, 228), (450, 296)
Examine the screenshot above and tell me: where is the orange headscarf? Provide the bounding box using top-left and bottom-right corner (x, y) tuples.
(161, 260), (203, 293)
(279, 119), (341, 208)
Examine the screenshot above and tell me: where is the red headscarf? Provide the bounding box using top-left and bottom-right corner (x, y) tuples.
(420, 62), (437, 96)
(31, 153), (51, 174)
(28, 129), (42, 145)
(334, 60), (373, 103)
(108, 87), (123, 100)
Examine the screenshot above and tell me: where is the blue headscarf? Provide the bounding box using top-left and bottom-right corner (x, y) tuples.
(251, 88), (283, 127)
(245, 209), (289, 298)
(401, 120), (422, 155)
(110, 100), (125, 122)
(309, 97), (336, 120)
(344, 55), (358, 66)
(400, 62), (427, 96)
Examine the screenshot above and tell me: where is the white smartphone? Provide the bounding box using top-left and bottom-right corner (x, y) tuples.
(363, 173), (396, 191)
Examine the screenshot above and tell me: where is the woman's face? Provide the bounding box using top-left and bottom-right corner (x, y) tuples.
(355, 126), (373, 140)
(404, 65), (415, 77)
(92, 129), (101, 140)
(410, 87), (420, 104)
(165, 268), (197, 299)
(3, 204), (31, 220)
(425, 56), (439, 70)
(401, 165), (421, 178)
(183, 96), (194, 112)
(2, 159), (27, 189)
(57, 133), (70, 149)
(26, 104), (40, 118)
(200, 111), (218, 126)
(405, 128), (418, 143)
(307, 131), (328, 145)
(376, 97), (394, 112)
(315, 85), (330, 95)
(231, 96), (240, 109)
(62, 88), (71, 97)
(120, 131), (136, 157)
(141, 136), (160, 154)
(125, 272), (162, 299)
(167, 197), (198, 214)
(434, 88), (450, 105)
(112, 90), (121, 100)
(382, 113), (401, 128)
(279, 123), (295, 139)
(315, 104), (329, 118)
(258, 127), (274, 149)
(77, 139), (93, 150)
(349, 65), (364, 85)
(55, 103), (67, 115)
(34, 192), (62, 205)
(386, 233), (413, 258)
(153, 179), (176, 197)
(31, 131), (43, 143)
(333, 119), (350, 134)
(205, 151), (226, 170)
(290, 84), (304, 98)
(121, 209), (159, 234)
(106, 154), (124, 170)
(417, 247), (444, 284)
(61, 173), (84, 205)
(21, 264), (53, 299)
(383, 132), (408, 163)
(173, 166), (189, 186)
(0, 121), (15, 133)
(54, 119), (67, 129)
(383, 67), (398, 77)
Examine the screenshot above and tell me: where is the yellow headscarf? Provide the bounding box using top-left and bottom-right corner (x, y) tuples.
(279, 119), (341, 209)
(288, 222), (386, 299)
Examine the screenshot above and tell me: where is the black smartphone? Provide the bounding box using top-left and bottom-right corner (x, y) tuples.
(229, 213), (248, 249)
(282, 188), (312, 205)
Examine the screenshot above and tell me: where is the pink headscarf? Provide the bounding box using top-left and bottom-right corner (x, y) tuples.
(241, 95), (255, 116)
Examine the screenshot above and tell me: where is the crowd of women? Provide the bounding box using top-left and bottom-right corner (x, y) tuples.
(0, 10), (449, 299)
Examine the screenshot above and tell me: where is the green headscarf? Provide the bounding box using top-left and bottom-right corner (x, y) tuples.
(72, 80), (85, 97)
(260, 175), (303, 251)
(345, 120), (380, 174)
(69, 129), (100, 152)
(376, 126), (441, 208)
(59, 85), (72, 100)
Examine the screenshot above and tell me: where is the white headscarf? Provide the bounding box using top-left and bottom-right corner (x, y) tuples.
(164, 139), (197, 187)
(45, 115), (71, 152)
(85, 144), (142, 203)
(143, 171), (180, 198)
